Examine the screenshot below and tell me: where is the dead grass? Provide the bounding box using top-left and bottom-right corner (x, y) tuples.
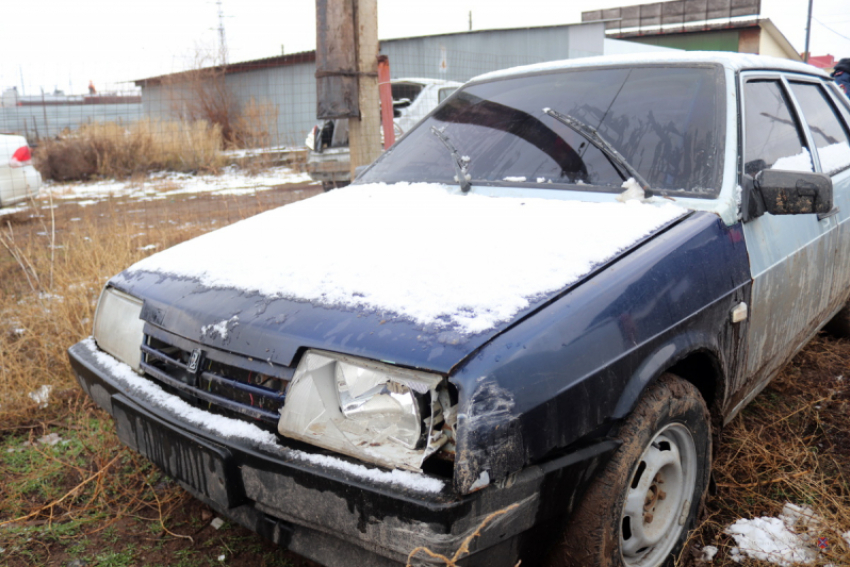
(34, 119), (227, 181)
(681, 335), (850, 566)
(0, 183), (320, 567)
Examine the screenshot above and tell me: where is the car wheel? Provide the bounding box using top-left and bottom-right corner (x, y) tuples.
(824, 304), (850, 338)
(548, 373), (711, 567)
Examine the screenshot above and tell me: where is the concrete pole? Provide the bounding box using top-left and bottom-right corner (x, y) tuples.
(349, 0), (382, 178)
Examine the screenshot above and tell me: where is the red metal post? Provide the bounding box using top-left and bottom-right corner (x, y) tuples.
(377, 55), (395, 149)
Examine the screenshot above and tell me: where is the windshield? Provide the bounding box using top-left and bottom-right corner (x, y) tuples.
(359, 65), (725, 198)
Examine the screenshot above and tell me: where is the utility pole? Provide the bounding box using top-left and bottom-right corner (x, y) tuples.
(804, 0), (814, 63)
(348, 0), (381, 177)
(216, 0), (229, 64)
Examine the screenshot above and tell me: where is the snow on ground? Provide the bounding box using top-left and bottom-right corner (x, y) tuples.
(128, 182), (685, 335)
(44, 165), (313, 205)
(725, 502), (828, 566)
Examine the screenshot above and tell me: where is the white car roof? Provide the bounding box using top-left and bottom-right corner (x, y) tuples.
(471, 51), (828, 83)
(392, 78), (462, 87)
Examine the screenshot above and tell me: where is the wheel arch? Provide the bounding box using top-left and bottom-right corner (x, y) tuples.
(613, 336), (726, 424)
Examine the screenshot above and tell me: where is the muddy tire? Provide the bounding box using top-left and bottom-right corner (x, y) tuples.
(824, 305), (850, 338)
(548, 374), (711, 567)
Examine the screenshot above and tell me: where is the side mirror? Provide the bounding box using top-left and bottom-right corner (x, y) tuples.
(743, 169), (833, 220)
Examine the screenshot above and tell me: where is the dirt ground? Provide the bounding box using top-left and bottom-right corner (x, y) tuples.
(1, 179), (850, 567)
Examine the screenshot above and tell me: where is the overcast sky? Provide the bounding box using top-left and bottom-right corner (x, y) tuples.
(2, 0), (848, 95)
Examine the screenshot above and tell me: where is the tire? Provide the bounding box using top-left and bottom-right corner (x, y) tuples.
(548, 374), (711, 567)
(824, 304), (850, 338)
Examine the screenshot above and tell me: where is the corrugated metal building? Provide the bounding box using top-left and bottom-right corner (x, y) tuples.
(136, 22), (616, 147)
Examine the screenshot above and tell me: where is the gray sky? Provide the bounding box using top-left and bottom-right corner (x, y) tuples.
(2, 0), (849, 94)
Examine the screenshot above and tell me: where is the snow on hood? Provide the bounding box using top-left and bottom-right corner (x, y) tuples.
(127, 183), (686, 335)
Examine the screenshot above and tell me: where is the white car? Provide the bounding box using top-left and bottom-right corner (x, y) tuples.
(305, 78), (461, 190)
(0, 134), (41, 207)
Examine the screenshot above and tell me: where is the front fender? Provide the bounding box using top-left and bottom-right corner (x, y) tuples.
(450, 213), (750, 494)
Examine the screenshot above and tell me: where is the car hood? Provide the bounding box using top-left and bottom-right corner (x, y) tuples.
(113, 183), (687, 374)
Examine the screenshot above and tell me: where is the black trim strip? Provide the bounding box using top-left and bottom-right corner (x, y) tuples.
(140, 361), (281, 424)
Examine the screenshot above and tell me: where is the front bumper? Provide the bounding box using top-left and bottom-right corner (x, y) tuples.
(69, 340), (616, 567)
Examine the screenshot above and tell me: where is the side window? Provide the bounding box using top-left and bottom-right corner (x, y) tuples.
(744, 80), (812, 176)
(789, 82), (850, 175)
(438, 87), (457, 104)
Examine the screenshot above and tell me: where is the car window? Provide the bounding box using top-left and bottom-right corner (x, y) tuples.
(360, 65), (726, 197)
(438, 87), (457, 103)
(789, 81), (850, 175)
(391, 83), (424, 105)
(744, 80), (811, 176)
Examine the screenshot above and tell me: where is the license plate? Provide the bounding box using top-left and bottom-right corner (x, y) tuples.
(113, 395), (243, 509)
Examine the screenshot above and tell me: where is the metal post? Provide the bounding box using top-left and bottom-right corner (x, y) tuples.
(348, 0), (381, 178)
(378, 55), (394, 149)
(804, 0), (814, 63)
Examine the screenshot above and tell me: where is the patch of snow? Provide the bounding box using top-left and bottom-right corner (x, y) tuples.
(81, 338), (445, 494)
(210, 517), (225, 530)
(221, 145), (296, 159)
(138, 244), (159, 251)
(773, 148), (814, 173)
(735, 184), (743, 212)
(28, 385), (53, 408)
(616, 177), (645, 203)
(724, 502), (824, 567)
(290, 451), (445, 493)
(201, 316), (239, 340)
(36, 433), (64, 446)
(818, 141), (850, 174)
(45, 165), (314, 205)
(0, 204), (29, 217)
(699, 545), (718, 562)
(128, 183), (685, 335)
(217, 554), (225, 562)
(503, 176), (526, 182)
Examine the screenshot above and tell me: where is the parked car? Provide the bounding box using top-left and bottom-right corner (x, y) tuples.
(0, 133), (41, 207)
(305, 77), (460, 190)
(69, 52), (850, 567)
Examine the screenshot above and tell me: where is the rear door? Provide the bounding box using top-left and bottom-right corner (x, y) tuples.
(737, 73), (841, 411)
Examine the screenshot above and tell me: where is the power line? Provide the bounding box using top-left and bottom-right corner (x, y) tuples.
(814, 17), (850, 43)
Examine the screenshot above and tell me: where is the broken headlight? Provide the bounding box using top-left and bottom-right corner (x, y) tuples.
(92, 287), (145, 371)
(278, 350), (447, 471)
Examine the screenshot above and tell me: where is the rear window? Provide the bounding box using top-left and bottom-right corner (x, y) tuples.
(360, 65), (726, 198)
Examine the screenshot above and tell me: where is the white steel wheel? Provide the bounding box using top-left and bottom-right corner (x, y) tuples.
(620, 423), (698, 566)
(548, 373), (711, 567)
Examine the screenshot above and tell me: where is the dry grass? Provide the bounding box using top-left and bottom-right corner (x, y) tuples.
(0, 184), (320, 567)
(681, 336), (850, 566)
(34, 119), (227, 182)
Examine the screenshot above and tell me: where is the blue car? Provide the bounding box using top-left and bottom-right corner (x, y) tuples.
(69, 52), (850, 567)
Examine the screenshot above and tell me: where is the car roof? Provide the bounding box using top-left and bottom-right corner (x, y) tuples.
(470, 51), (828, 84)
(391, 78), (462, 87)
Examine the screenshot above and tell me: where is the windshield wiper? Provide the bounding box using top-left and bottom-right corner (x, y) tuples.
(430, 126), (472, 193)
(543, 107), (651, 193)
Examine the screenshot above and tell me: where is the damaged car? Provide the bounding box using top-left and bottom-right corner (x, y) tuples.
(69, 52), (850, 567)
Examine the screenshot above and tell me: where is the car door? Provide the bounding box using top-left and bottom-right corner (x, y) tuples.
(735, 72), (840, 413)
(808, 80), (850, 302)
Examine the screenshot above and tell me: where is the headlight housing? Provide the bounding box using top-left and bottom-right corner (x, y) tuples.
(278, 350), (448, 471)
(93, 286), (145, 371)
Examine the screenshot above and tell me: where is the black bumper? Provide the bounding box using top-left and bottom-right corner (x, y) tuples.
(68, 340), (617, 567)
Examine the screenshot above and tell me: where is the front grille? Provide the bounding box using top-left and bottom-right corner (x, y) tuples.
(139, 325), (294, 430)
